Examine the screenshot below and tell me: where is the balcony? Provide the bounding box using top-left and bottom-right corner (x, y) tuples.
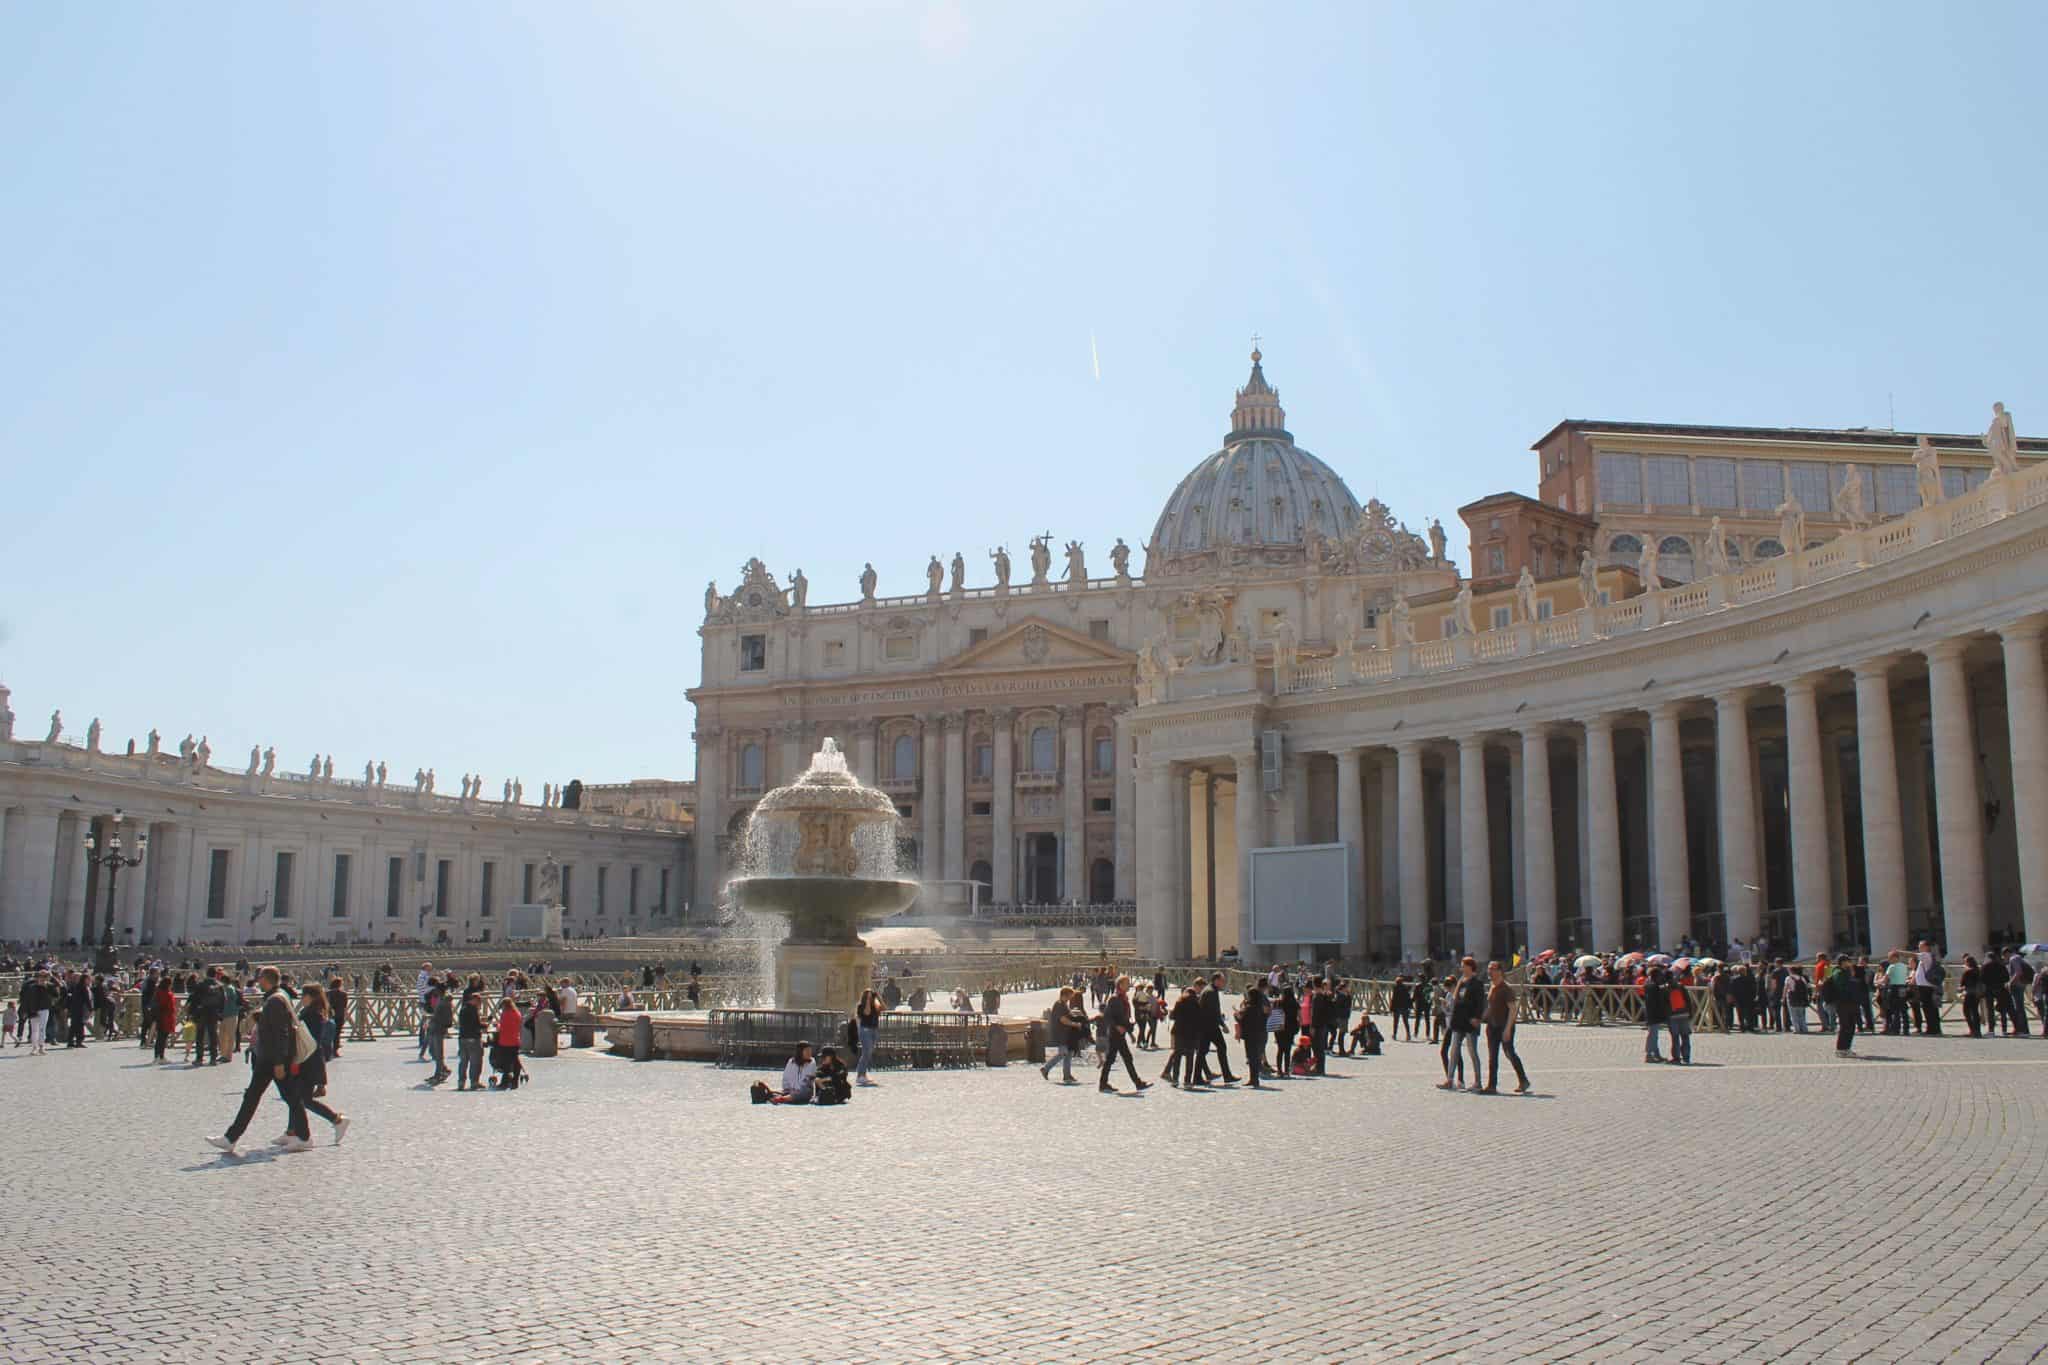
(1014, 770), (1061, 792)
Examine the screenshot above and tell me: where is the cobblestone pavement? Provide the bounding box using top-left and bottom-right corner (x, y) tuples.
(4, 996), (2047, 1364)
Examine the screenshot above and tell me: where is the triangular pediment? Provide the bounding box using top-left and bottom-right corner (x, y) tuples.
(940, 615), (1133, 673)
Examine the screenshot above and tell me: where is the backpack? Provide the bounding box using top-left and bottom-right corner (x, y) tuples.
(1927, 959), (1946, 985)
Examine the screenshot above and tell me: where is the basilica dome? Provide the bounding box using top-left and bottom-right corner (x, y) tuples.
(1145, 350), (1363, 578)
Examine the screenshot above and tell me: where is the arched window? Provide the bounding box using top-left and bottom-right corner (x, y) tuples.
(972, 741), (992, 780)
(1658, 536), (1694, 583)
(1030, 726), (1056, 773)
(739, 743), (763, 790)
(1606, 533), (1642, 565)
(969, 859), (992, 893)
(1093, 734), (1114, 775)
(1722, 540), (1741, 565)
(892, 734), (917, 780)
(1089, 858), (1115, 903)
(1753, 538), (1785, 559)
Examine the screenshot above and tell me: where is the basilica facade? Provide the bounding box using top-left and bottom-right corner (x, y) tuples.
(698, 353), (2048, 964)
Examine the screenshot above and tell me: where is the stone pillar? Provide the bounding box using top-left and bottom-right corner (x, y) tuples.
(1896, 708), (1935, 912)
(2000, 619), (2048, 944)
(1457, 735), (1492, 964)
(3, 806), (61, 944)
(58, 813), (89, 943)
(1336, 747), (1367, 955)
(1137, 761), (1174, 959)
(779, 721), (804, 790)
(1521, 725), (1557, 956)
(1233, 749), (1263, 952)
(942, 713), (966, 884)
(1112, 707), (1136, 902)
(854, 725), (877, 787)
(990, 708), (1014, 904)
(1396, 740), (1428, 960)
(1649, 702), (1691, 949)
(1782, 675), (1833, 957)
(1714, 688), (1762, 944)
(691, 726), (722, 920)
(1061, 706), (1085, 902)
(1852, 659), (1910, 954)
(1506, 741), (1525, 922)
(1378, 757), (1400, 946)
(1925, 640), (1988, 954)
(1169, 765), (1193, 958)
(1441, 750), (1462, 948)
(119, 813), (148, 941)
(920, 717), (942, 883)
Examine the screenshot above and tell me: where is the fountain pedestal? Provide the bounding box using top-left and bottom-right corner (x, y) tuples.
(773, 942), (876, 1012)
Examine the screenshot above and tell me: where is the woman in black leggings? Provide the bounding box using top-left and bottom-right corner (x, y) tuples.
(1237, 985), (1268, 1088)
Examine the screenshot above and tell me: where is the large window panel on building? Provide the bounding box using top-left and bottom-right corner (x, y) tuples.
(435, 859), (451, 917)
(1606, 532), (1642, 566)
(1645, 456), (1690, 507)
(274, 851), (294, 920)
(480, 861), (495, 918)
(892, 735), (916, 779)
(331, 852), (351, 918)
(739, 743), (763, 790)
(1832, 464), (1877, 517)
(1694, 457), (1738, 509)
(1787, 461), (1830, 512)
(1876, 465), (1919, 517)
(386, 856), (404, 918)
(1658, 536), (1695, 583)
(1029, 726), (1056, 772)
(206, 849), (231, 920)
(1741, 460), (1784, 512)
(1597, 453), (1642, 505)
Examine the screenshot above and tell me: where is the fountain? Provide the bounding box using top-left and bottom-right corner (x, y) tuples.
(727, 738), (919, 1010)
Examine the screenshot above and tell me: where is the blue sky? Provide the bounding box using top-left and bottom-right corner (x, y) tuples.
(4, 2), (2043, 788)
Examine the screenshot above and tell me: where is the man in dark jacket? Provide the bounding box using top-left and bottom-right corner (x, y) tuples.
(1438, 958), (1486, 1090)
(64, 972), (92, 1048)
(186, 972), (220, 1066)
(1642, 966), (1673, 1062)
(207, 966), (309, 1157)
(1199, 973), (1237, 1085)
(1095, 976), (1150, 1094)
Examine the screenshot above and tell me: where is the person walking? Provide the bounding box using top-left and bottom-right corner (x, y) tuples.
(2006, 948), (2034, 1037)
(1235, 982), (1268, 1088)
(324, 977), (348, 1059)
(206, 967), (310, 1156)
(423, 981), (453, 1084)
(1039, 987), (1082, 1083)
(218, 972), (244, 1060)
(1201, 973), (1238, 1085)
(1664, 972), (1694, 1065)
(187, 970), (220, 1067)
(292, 985), (350, 1144)
(854, 988), (883, 1085)
(20, 972), (52, 1054)
(1437, 958), (1485, 1091)
(1162, 984), (1204, 1087)
(1822, 961), (1861, 1057)
(1389, 975), (1414, 1042)
(64, 972), (91, 1048)
(1481, 961), (1530, 1094)
(455, 987), (485, 1091)
(1095, 975), (1149, 1094)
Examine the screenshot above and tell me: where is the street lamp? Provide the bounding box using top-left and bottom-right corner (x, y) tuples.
(83, 809), (147, 972)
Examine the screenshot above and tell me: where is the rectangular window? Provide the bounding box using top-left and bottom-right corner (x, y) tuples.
(1694, 457), (1737, 509)
(1832, 464), (1877, 518)
(883, 635), (915, 660)
(1487, 546), (1505, 574)
(480, 861), (495, 918)
(561, 865), (574, 908)
(1093, 736), (1113, 774)
(1941, 468), (1971, 499)
(522, 862), (535, 903)
(331, 853), (351, 918)
(1443, 617), (1458, 638)
(1644, 455), (1690, 507)
(822, 640), (845, 668)
(1088, 619), (1110, 641)
(205, 849), (231, 920)
(739, 634), (766, 671)
(386, 856), (404, 918)
(629, 865), (641, 916)
(1786, 461), (1830, 513)
(973, 743), (992, 779)
(1536, 599), (1553, 620)
(435, 859), (451, 917)
(1596, 453), (1642, 505)
(1491, 606), (1512, 630)
(1741, 459), (1784, 512)
(971, 800), (992, 816)
(1876, 465), (1918, 517)
(273, 851), (294, 920)
(968, 627), (988, 647)
(659, 867), (671, 915)
(597, 865), (608, 915)
(1091, 796), (1113, 813)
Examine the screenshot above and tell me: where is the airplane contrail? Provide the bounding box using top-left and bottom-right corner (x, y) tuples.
(1090, 331), (1100, 381)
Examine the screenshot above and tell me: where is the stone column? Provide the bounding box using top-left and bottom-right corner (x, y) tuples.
(1112, 707), (1136, 901)
(3, 806), (61, 944)
(990, 708), (1015, 904)
(119, 813), (148, 941)
(1441, 750), (1462, 947)
(1521, 725), (1557, 955)
(1714, 688), (1762, 944)
(1169, 764), (1193, 958)
(1782, 675), (1833, 957)
(919, 716), (942, 882)
(2001, 619), (2048, 943)
(1336, 747), (1368, 955)
(1925, 640), (1988, 954)
(942, 713), (966, 884)
(1457, 735), (1492, 964)
(1137, 760), (1175, 959)
(691, 726), (723, 920)
(1396, 740), (1428, 960)
(1895, 708), (1935, 911)
(1852, 658), (1910, 954)
(1233, 749), (1263, 951)
(1061, 706), (1086, 902)
(779, 721), (804, 789)
(1506, 741), (1525, 922)
(1378, 757), (1400, 945)
(854, 726), (877, 786)
(1648, 702), (1691, 949)
(58, 813), (89, 943)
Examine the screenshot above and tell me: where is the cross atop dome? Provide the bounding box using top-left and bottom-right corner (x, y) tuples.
(1228, 342), (1290, 443)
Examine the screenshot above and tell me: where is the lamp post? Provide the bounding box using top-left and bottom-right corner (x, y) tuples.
(84, 810), (147, 973)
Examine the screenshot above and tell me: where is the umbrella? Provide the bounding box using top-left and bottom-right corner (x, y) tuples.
(2021, 943), (2048, 955)
(1695, 957), (1722, 968)
(1574, 954), (1600, 970)
(1534, 949), (1557, 963)
(1646, 953), (1673, 965)
(1672, 957), (1694, 970)
(1619, 951), (1645, 965)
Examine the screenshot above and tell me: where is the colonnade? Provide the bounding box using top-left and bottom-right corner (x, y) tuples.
(1142, 618), (2048, 962)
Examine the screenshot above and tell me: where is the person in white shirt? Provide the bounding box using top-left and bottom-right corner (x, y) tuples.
(773, 1044), (817, 1104)
(556, 981), (579, 1017)
(1912, 941), (1944, 1036)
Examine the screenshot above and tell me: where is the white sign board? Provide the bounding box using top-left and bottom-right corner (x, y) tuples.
(1247, 843), (1349, 945)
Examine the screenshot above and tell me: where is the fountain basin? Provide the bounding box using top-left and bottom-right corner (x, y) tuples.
(728, 874), (919, 946)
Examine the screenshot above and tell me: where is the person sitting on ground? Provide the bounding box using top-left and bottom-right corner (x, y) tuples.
(813, 1046), (851, 1105)
(1349, 1012), (1383, 1056)
(772, 1043), (817, 1104)
(1289, 1031), (1317, 1076)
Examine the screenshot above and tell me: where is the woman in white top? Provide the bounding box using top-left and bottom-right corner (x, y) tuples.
(774, 1044), (817, 1104)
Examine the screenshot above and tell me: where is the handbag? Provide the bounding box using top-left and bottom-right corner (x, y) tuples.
(291, 1015), (319, 1066)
